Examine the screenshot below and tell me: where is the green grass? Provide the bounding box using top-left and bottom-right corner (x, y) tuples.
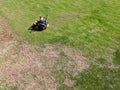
(58, 68), (120, 90)
(72, 66), (120, 90)
(0, 0), (120, 90)
(0, 0), (120, 58)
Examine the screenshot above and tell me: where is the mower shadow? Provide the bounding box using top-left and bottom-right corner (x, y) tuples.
(28, 27), (44, 33)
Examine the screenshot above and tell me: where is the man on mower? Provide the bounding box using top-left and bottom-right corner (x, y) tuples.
(38, 16), (48, 27)
(31, 15), (48, 30)
(33, 16), (43, 25)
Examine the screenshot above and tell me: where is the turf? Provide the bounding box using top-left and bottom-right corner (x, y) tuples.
(58, 68), (120, 90)
(0, 0), (120, 90)
(0, 0), (120, 57)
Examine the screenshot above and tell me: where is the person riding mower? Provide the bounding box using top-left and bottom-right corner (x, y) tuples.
(30, 15), (49, 31)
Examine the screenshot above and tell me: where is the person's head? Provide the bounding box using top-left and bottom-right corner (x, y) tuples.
(39, 16), (42, 18)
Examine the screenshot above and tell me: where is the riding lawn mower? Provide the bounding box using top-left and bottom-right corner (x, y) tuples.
(29, 15), (49, 31)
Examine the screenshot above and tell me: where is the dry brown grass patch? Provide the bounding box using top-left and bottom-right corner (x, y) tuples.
(64, 78), (75, 87)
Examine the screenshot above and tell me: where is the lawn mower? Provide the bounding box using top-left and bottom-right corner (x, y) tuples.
(29, 15), (49, 31)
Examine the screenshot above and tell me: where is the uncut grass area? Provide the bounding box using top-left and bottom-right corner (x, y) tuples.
(0, 0), (120, 90)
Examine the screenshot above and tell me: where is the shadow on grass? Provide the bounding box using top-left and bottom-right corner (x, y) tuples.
(28, 26), (45, 33)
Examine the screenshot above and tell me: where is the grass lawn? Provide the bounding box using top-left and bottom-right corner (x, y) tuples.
(0, 0), (120, 90)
